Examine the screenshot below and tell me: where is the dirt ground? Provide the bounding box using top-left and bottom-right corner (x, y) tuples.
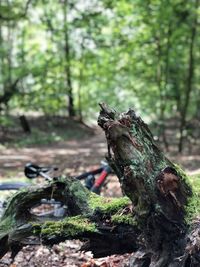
(0, 131), (107, 179)
(0, 129), (199, 180)
(0, 129), (128, 267)
(0, 119), (200, 267)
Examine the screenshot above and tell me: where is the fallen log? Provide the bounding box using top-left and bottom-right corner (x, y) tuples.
(0, 177), (138, 259)
(0, 104), (200, 267)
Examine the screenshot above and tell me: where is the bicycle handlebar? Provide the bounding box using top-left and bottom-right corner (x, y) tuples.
(24, 163), (58, 180)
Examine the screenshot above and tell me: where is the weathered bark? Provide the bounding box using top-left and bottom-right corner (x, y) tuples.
(0, 104), (200, 267)
(98, 103), (199, 267)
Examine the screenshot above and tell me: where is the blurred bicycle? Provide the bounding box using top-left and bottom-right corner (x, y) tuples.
(0, 161), (113, 218)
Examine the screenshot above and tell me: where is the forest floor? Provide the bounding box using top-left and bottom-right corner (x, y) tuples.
(0, 115), (199, 267)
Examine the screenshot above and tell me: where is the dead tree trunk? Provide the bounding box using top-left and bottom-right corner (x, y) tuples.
(0, 104), (200, 267)
(98, 103), (198, 267)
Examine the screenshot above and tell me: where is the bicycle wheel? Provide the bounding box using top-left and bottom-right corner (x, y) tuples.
(0, 182), (29, 190)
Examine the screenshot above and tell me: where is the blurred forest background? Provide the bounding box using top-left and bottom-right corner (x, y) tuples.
(0, 1), (200, 265)
(0, 0), (200, 177)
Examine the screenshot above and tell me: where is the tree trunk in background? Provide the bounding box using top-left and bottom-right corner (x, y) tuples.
(7, 19), (12, 92)
(161, 21), (172, 151)
(78, 67), (83, 122)
(0, 79), (20, 111)
(178, 0), (199, 152)
(63, 0), (75, 118)
(156, 24), (171, 151)
(0, 6), (19, 111)
(19, 115), (31, 133)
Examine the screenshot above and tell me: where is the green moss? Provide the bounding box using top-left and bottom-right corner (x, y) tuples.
(189, 174), (200, 190)
(169, 169), (200, 222)
(111, 213), (136, 226)
(173, 164), (192, 187)
(69, 180), (90, 201)
(89, 193), (131, 214)
(69, 179), (91, 213)
(0, 216), (14, 233)
(185, 193), (200, 223)
(185, 173), (200, 222)
(31, 194), (132, 239)
(33, 215), (97, 238)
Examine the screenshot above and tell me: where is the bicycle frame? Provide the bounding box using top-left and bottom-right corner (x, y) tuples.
(75, 163), (113, 194)
(0, 162), (114, 219)
(0, 162), (113, 194)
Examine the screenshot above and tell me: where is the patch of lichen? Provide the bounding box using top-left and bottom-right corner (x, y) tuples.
(111, 213), (136, 226)
(33, 215), (97, 238)
(88, 193), (131, 214)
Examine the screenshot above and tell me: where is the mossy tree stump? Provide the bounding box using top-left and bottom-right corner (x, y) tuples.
(98, 103), (199, 267)
(0, 104), (200, 267)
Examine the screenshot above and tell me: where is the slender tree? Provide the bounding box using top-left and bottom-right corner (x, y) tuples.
(178, 0), (199, 152)
(63, 0), (75, 117)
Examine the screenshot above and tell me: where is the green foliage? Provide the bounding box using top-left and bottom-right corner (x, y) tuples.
(0, 116), (14, 128)
(0, 0), (199, 124)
